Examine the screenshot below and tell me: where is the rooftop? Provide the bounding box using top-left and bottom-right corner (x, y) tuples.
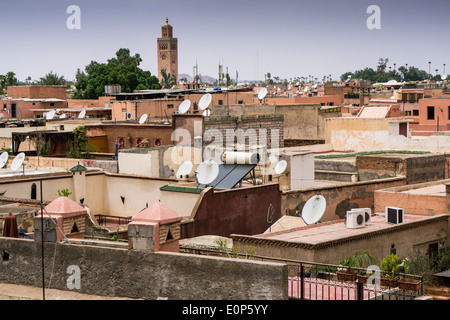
(235, 213), (443, 248)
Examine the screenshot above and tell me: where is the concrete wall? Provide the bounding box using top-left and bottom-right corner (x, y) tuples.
(374, 179), (450, 216)
(356, 153), (446, 184)
(0, 238), (288, 300)
(281, 177), (407, 221)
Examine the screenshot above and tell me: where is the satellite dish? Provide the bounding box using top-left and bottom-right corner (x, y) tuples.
(139, 114), (148, 124)
(10, 152), (25, 172)
(443, 74), (448, 80)
(0, 152), (8, 168)
(203, 109), (211, 117)
(176, 161), (193, 178)
(274, 160), (287, 174)
(301, 195), (326, 225)
(45, 110), (56, 120)
(59, 113), (66, 119)
(178, 100), (191, 114)
(196, 159), (219, 185)
(78, 110), (86, 119)
(199, 93), (212, 110)
(258, 88), (268, 101)
(55, 109), (60, 113)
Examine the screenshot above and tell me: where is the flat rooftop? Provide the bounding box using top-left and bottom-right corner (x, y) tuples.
(254, 214), (429, 245)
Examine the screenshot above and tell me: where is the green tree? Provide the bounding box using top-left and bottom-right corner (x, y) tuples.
(73, 48), (160, 99)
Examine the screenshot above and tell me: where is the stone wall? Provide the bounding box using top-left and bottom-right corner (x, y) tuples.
(0, 238), (288, 300)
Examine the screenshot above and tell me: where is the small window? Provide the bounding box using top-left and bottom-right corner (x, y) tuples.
(413, 110), (419, 116)
(427, 106), (435, 120)
(167, 104), (174, 109)
(218, 100), (223, 105)
(50, 103), (55, 107)
(238, 100), (243, 104)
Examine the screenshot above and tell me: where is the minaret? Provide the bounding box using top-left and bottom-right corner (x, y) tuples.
(157, 18), (178, 85)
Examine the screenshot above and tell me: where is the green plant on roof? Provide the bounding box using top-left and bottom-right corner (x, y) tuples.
(381, 253), (400, 280)
(58, 188), (72, 197)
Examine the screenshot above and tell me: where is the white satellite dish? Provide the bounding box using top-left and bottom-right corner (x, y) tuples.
(55, 109), (60, 113)
(78, 110), (86, 119)
(178, 100), (191, 114)
(139, 114), (148, 124)
(442, 74), (448, 80)
(258, 88), (268, 101)
(199, 93), (212, 110)
(59, 113), (66, 119)
(301, 195), (326, 225)
(10, 152), (25, 172)
(203, 109), (211, 117)
(0, 152), (8, 168)
(45, 110), (56, 120)
(274, 160), (287, 174)
(176, 161), (193, 178)
(196, 159), (219, 185)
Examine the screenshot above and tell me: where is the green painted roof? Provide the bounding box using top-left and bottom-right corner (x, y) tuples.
(160, 185), (204, 194)
(70, 163), (87, 172)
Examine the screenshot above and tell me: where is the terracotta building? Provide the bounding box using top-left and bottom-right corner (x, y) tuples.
(157, 18), (178, 84)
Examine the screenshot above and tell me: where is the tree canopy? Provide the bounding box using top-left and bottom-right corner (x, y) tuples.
(340, 58), (436, 83)
(73, 48), (161, 99)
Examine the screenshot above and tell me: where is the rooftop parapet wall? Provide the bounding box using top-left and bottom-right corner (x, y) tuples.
(0, 238), (288, 300)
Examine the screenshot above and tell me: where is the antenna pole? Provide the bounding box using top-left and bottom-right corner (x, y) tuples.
(40, 179), (45, 300)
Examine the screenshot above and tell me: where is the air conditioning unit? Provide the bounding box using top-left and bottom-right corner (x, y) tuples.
(346, 210), (366, 229)
(125, 112), (133, 120)
(351, 208), (372, 226)
(386, 207), (403, 224)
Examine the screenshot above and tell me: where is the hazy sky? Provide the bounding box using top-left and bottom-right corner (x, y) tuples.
(1, 0), (449, 82)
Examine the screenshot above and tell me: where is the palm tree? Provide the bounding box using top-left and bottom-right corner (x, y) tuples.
(38, 71), (66, 85)
(5, 72), (17, 87)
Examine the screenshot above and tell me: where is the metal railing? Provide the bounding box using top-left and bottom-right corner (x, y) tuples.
(94, 215), (132, 227)
(180, 246), (423, 300)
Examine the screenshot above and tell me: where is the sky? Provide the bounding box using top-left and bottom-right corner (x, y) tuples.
(1, 0), (450, 83)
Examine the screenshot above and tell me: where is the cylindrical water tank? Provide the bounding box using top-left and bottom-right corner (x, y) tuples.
(221, 152), (260, 165)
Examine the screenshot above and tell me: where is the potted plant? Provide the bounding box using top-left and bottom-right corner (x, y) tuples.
(336, 255), (358, 282)
(397, 258), (422, 291)
(354, 251), (376, 284)
(380, 253), (400, 287)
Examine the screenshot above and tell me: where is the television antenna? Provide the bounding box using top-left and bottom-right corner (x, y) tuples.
(178, 100), (191, 114)
(198, 93), (212, 111)
(78, 110), (86, 119)
(258, 88), (268, 102)
(0, 151), (8, 168)
(138, 114), (148, 124)
(10, 152), (25, 172)
(301, 195), (326, 225)
(195, 159), (219, 186)
(176, 161), (193, 179)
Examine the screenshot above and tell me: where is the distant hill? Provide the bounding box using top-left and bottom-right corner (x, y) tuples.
(179, 73), (217, 84)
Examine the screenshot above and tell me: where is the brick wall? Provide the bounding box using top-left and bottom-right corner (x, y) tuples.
(203, 114), (284, 149)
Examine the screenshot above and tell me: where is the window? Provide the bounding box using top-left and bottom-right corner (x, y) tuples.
(413, 110), (419, 116)
(448, 106), (450, 120)
(427, 106), (435, 120)
(238, 100), (243, 105)
(167, 104), (174, 109)
(218, 100), (223, 105)
(50, 103), (55, 107)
